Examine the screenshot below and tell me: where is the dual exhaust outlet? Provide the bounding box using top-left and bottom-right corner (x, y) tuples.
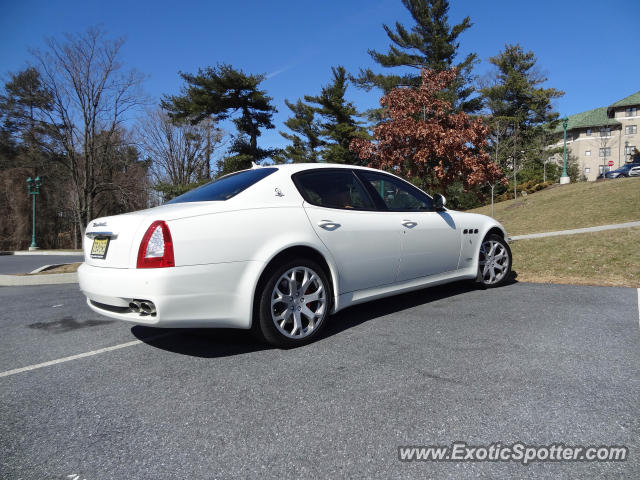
(129, 299), (156, 316)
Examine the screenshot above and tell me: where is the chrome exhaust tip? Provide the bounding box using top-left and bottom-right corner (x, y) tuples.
(140, 301), (156, 315)
(129, 300), (141, 313)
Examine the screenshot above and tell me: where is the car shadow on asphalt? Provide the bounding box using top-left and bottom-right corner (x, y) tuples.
(320, 273), (517, 341)
(132, 273), (519, 358)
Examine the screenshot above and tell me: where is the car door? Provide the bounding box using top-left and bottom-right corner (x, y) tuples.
(356, 170), (462, 282)
(294, 169), (402, 294)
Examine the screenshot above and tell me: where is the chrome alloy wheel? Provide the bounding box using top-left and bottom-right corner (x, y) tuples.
(270, 266), (327, 339)
(479, 239), (510, 285)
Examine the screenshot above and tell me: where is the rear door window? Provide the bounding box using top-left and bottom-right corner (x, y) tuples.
(293, 169), (375, 210)
(168, 168), (278, 204)
(357, 171), (434, 211)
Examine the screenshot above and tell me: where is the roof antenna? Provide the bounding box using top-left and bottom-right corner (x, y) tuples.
(251, 161), (260, 169)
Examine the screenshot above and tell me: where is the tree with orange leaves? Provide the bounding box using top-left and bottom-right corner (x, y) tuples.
(350, 68), (505, 196)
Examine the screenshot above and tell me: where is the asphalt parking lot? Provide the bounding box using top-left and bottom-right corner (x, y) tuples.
(1, 281), (639, 479)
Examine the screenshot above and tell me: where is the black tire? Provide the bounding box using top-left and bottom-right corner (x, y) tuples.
(255, 258), (331, 348)
(477, 233), (512, 288)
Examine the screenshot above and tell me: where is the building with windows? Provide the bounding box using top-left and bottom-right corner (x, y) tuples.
(551, 91), (640, 181)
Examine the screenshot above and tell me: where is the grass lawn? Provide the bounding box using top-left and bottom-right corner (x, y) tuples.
(510, 227), (640, 288)
(468, 177), (640, 236)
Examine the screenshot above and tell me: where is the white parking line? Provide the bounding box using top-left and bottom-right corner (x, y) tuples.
(0, 332), (174, 378)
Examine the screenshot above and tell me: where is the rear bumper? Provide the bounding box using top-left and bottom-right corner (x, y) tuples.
(78, 261), (261, 328)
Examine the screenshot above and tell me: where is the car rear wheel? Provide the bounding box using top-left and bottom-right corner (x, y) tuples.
(256, 259), (330, 348)
(478, 234), (512, 287)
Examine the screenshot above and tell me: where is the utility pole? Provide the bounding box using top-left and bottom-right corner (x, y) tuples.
(205, 119), (211, 179)
(490, 183), (495, 217)
(491, 119), (499, 216)
(513, 124), (518, 201)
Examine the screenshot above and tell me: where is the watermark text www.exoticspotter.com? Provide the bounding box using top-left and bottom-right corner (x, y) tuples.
(398, 442), (628, 465)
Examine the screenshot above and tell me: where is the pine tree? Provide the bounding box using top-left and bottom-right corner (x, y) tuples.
(277, 99), (322, 163)
(481, 43), (564, 180)
(162, 64), (277, 171)
(355, 0), (479, 112)
(305, 67), (369, 164)
(0, 68), (53, 170)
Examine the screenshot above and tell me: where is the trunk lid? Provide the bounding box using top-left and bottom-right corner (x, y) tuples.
(83, 201), (239, 268)
(84, 212), (149, 268)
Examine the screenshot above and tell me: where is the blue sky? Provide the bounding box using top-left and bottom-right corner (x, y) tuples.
(2, 0), (639, 153)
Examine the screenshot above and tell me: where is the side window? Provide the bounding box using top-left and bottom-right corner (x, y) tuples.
(294, 169), (375, 210)
(359, 171), (433, 211)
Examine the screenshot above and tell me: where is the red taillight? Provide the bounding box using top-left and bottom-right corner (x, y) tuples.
(137, 220), (175, 268)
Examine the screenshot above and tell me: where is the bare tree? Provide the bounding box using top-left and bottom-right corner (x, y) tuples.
(31, 27), (146, 230)
(484, 116), (511, 215)
(138, 109), (225, 189)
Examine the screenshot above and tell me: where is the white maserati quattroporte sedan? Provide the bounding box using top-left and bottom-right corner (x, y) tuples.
(79, 164), (512, 347)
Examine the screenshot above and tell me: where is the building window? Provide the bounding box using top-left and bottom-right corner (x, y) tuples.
(600, 127), (611, 137)
(625, 145), (636, 156)
(599, 165), (611, 174)
(599, 147), (611, 157)
(625, 125), (637, 134)
(626, 107), (637, 117)
(586, 128), (591, 136)
(585, 167), (590, 174)
(585, 150), (591, 156)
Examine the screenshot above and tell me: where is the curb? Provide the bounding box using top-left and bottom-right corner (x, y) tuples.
(0, 273), (78, 286)
(29, 264), (68, 274)
(11, 251), (83, 256)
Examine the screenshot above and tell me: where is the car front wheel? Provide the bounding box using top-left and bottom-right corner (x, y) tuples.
(478, 234), (512, 287)
(256, 259), (330, 348)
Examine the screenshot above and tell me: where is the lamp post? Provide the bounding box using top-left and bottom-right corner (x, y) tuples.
(560, 117), (570, 184)
(26, 176), (42, 250)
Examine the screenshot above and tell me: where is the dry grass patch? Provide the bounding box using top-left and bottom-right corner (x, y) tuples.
(32, 262), (82, 275)
(510, 227), (640, 288)
(468, 177), (640, 235)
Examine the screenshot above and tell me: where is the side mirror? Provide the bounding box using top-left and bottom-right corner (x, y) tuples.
(433, 193), (446, 211)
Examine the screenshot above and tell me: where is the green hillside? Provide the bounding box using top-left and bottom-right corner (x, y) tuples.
(466, 177), (640, 287)
(510, 227), (640, 288)
(467, 177), (640, 236)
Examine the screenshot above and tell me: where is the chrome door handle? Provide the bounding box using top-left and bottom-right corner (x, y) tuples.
(402, 220), (418, 229)
(318, 220), (341, 231)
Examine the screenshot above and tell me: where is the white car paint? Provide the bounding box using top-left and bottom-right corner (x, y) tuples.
(78, 163), (508, 329)
(303, 205), (401, 292)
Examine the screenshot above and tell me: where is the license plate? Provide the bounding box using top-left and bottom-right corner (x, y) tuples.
(90, 237), (110, 259)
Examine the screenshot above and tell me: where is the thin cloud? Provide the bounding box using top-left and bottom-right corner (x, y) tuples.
(266, 64), (293, 79)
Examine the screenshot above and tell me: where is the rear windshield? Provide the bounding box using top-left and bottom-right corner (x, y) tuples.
(168, 168), (278, 204)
